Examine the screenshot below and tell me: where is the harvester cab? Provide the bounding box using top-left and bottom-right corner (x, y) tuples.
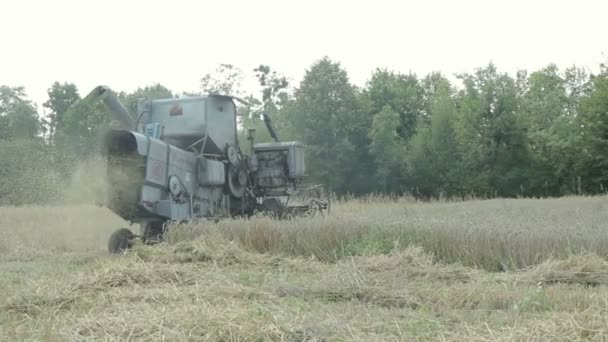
(86, 86), (328, 253)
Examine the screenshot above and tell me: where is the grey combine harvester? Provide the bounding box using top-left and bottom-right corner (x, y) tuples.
(86, 86), (328, 253)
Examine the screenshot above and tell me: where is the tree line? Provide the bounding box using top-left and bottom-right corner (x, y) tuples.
(1, 58), (607, 204)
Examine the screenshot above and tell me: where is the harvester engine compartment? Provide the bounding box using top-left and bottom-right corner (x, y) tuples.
(252, 142), (305, 190)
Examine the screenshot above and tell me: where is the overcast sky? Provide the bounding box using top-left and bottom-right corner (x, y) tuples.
(1, 0), (606, 109)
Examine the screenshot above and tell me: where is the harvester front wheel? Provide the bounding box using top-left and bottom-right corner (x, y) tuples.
(108, 228), (135, 254)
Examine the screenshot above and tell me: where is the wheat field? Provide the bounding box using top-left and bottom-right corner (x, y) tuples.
(1, 197), (608, 341)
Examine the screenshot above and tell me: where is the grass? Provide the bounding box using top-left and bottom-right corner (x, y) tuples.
(168, 196), (608, 271)
(1, 196), (608, 341)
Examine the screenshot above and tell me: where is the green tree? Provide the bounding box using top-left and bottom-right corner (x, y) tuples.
(366, 69), (424, 141)
(58, 84), (173, 142)
(289, 57), (368, 193)
(249, 65), (292, 140)
(201, 64), (244, 97)
(253, 64), (290, 110)
(121, 84), (173, 117)
(0, 86), (40, 140)
(429, 81), (461, 194)
(368, 105), (403, 192)
(43, 82), (80, 144)
(519, 65), (579, 195)
(564, 66), (592, 118)
(348, 93), (376, 194)
(408, 80), (460, 198)
(230, 65), (294, 147)
(407, 124), (435, 198)
(576, 63), (608, 193)
(455, 64), (529, 197)
(56, 97), (110, 152)
(420, 72), (451, 123)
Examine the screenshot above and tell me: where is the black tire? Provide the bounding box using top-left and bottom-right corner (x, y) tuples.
(108, 228), (135, 254)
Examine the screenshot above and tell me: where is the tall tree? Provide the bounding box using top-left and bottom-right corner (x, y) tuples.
(224, 65), (294, 146)
(0, 86), (40, 140)
(408, 80), (460, 198)
(455, 64), (529, 196)
(200, 64), (244, 97)
(519, 65), (579, 195)
(121, 84), (173, 117)
(253, 64), (290, 110)
(428, 80), (461, 194)
(247, 65), (292, 141)
(368, 105), (403, 192)
(420, 71), (451, 123)
(366, 69), (424, 141)
(564, 66), (592, 118)
(576, 63), (608, 193)
(289, 57), (367, 193)
(57, 97), (109, 145)
(43, 82), (80, 143)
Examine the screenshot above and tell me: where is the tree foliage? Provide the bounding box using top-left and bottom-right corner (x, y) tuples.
(121, 84), (173, 116)
(201, 64), (244, 97)
(408, 80), (460, 198)
(3, 58), (608, 205)
(576, 64), (608, 193)
(0, 86), (40, 141)
(366, 69), (423, 141)
(369, 105), (403, 192)
(287, 57), (368, 193)
(43, 82), (80, 143)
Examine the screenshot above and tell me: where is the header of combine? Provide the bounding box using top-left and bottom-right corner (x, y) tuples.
(86, 86), (327, 253)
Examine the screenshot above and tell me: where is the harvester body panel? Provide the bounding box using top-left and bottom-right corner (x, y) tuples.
(140, 95), (237, 154)
(103, 129), (227, 222)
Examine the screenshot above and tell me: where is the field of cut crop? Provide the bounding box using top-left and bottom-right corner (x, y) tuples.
(2, 196), (608, 341)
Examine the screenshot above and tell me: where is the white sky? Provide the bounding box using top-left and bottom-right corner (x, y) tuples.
(1, 0), (606, 109)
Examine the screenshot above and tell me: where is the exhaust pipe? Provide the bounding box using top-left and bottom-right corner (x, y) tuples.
(84, 85), (135, 130)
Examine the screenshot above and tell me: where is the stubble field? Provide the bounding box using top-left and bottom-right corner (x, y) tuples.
(1, 196), (608, 341)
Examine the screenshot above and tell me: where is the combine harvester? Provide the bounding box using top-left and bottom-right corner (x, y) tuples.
(86, 86), (328, 253)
